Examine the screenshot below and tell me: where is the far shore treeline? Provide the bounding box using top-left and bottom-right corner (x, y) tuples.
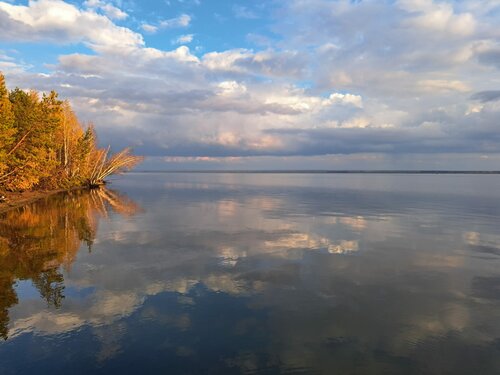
(0, 73), (142, 192)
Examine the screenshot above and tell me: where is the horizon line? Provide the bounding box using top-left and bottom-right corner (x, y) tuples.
(131, 170), (500, 174)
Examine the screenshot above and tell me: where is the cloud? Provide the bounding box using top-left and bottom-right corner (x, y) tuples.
(140, 23), (157, 33)
(202, 49), (307, 78)
(398, 0), (476, 36)
(2, 0), (500, 165)
(417, 79), (470, 93)
(0, 0), (142, 52)
(161, 13), (191, 27)
(83, 0), (128, 20)
(142, 14), (191, 34)
(327, 93), (363, 108)
(173, 34), (194, 45)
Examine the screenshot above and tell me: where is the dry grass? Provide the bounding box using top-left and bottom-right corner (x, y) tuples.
(87, 147), (143, 186)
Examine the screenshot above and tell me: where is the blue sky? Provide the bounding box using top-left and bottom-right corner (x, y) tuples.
(2, 1), (278, 69)
(1, 0), (500, 170)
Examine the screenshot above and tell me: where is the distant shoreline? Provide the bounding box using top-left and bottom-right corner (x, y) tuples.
(133, 170), (500, 174)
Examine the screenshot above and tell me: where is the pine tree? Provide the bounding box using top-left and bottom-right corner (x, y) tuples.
(7, 89), (48, 190)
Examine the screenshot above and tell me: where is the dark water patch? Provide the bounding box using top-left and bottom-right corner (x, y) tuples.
(469, 245), (500, 256)
(472, 277), (500, 300)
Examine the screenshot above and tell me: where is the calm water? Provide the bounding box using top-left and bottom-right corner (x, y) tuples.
(1, 173), (500, 374)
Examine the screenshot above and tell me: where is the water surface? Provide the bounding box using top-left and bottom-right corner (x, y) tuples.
(1, 173), (500, 374)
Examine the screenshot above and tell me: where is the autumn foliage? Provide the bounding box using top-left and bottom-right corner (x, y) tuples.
(0, 72), (143, 191)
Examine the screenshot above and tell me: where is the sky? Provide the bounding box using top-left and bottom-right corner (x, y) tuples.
(1, 0), (500, 170)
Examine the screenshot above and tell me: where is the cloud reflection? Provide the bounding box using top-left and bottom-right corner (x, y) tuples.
(1, 173), (500, 373)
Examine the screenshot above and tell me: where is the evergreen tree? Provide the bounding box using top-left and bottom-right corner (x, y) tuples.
(7, 89), (55, 190)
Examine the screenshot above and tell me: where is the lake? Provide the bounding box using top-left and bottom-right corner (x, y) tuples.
(1, 173), (500, 374)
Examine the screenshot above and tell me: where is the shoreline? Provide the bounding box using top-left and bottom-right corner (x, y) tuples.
(0, 187), (87, 214)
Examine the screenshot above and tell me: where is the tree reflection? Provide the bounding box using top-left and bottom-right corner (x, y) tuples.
(0, 188), (140, 340)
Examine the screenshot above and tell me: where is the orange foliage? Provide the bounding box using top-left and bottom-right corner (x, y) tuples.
(0, 72), (142, 192)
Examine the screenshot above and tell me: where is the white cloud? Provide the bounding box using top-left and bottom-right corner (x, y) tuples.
(161, 13), (191, 28)
(99, 3), (127, 20)
(327, 93), (363, 108)
(398, 0), (476, 36)
(217, 81), (247, 96)
(163, 45), (199, 63)
(0, 0), (142, 52)
(202, 48), (306, 78)
(83, 0), (128, 20)
(143, 13), (191, 34)
(203, 49), (252, 71)
(140, 23), (158, 33)
(417, 79), (470, 93)
(173, 34), (194, 45)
